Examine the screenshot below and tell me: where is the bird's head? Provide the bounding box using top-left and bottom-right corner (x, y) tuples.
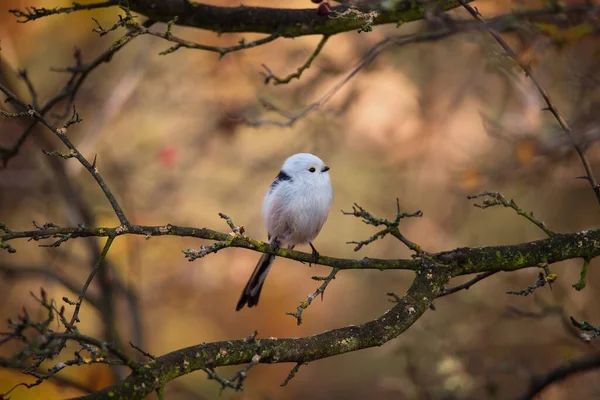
(281, 153), (330, 183)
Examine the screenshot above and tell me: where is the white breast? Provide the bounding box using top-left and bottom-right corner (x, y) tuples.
(262, 175), (333, 246)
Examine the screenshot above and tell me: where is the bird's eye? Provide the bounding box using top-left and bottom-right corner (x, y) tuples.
(309, 167), (316, 173)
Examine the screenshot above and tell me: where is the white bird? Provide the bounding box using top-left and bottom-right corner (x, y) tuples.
(236, 153), (333, 310)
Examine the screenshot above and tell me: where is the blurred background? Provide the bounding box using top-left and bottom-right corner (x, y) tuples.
(2, 0), (600, 398)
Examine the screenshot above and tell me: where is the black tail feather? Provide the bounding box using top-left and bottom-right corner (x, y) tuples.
(236, 240), (279, 311)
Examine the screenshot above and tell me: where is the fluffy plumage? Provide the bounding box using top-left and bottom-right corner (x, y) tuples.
(236, 153), (333, 311)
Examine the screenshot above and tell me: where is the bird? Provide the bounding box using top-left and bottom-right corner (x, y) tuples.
(236, 153), (333, 311)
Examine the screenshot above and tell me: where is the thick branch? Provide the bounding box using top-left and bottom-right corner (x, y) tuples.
(3, 224), (600, 275)
(126, 0), (469, 37)
(73, 268), (446, 400)
(438, 229), (600, 275)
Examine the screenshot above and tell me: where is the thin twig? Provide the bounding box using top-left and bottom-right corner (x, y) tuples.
(342, 200), (425, 255)
(0, 83), (130, 226)
(570, 316), (600, 342)
(468, 192), (555, 237)
(1, 21), (149, 167)
(262, 35), (330, 85)
(506, 271), (556, 296)
(515, 353), (600, 400)
(67, 236), (115, 330)
(286, 268), (340, 325)
(280, 362), (303, 386)
(459, 0), (600, 206)
(572, 258), (591, 291)
(245, 29), (455, 127)
(10, 1), (117, 22)
(438, 271), (498, 298)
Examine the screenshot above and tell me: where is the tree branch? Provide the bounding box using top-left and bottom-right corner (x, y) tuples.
(262, 35), (330, 85)
(10, 1), (117, 22)
(459, 0), (600, 206)
(516, 353), (600, 400)
(437, 271), (498, 298)
(3, 221), (600, 276)
(1, 222), (420, 271)
(0, 83), (130, 226)
(72, 268), (446, 400)
(125, 0), (470, 37)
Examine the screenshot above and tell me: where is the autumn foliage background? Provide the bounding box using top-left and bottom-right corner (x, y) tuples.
(2, 0), (600, 399)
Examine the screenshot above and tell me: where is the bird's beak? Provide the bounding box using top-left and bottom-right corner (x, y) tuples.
(322, 166), (330, 172)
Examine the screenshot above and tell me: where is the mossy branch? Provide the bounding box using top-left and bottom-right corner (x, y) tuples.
(71, 269), (447, 400)
(4, 222), (600, 275)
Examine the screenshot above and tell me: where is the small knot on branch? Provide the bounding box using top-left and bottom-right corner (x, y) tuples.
(219, 213), (245, 236)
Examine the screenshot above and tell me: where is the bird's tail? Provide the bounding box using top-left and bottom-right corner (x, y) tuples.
(236, 238), (280, 311)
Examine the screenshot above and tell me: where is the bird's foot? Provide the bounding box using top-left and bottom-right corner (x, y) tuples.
(309, 242), (320, 267)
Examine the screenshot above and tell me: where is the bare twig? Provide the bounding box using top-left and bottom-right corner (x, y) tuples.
(0, 289), (135, 397)
(506, 271), (556, 296)
(1, 20), (150, 167)
(245, 29), (455, 127)
(515, 353), (600, 400)
(10, 1), (117, 22)
(342, 200), (425, 255)
(347, 228), (390, 251)
(17, 69), (39, 110)
(570, 317), (600, 342)
(572, 258), (591, 291)
(218, 213), (245, 235)
(156, 30), (280, 58)
(459, 0), (600, 206)
(280, 362), (303, 386)
(386, 292), (402, 303)
(438, 271), (498, 298)
(200, 353), (263, 393)
(67, 236), (115, 330)
(129, 341), (155, 360)
(468, 192), (555, 237)
(0, 83), (130, 226)
(262, 35), (330, 85)
(286, 268), (340, 325)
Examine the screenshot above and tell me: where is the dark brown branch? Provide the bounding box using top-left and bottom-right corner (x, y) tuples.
(125, 0), (469, 37)
(10, 1), (117, 22)
(66, 237), (115, 331)
(515, 353), (600, 400)
(437, 271), (498, 298)
(280, 362), (303, 387)
(262, 35), (330, 85)
(506, 271), (554, 296)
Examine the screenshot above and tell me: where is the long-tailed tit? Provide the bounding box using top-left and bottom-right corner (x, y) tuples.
(236, 153), (333, 310)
